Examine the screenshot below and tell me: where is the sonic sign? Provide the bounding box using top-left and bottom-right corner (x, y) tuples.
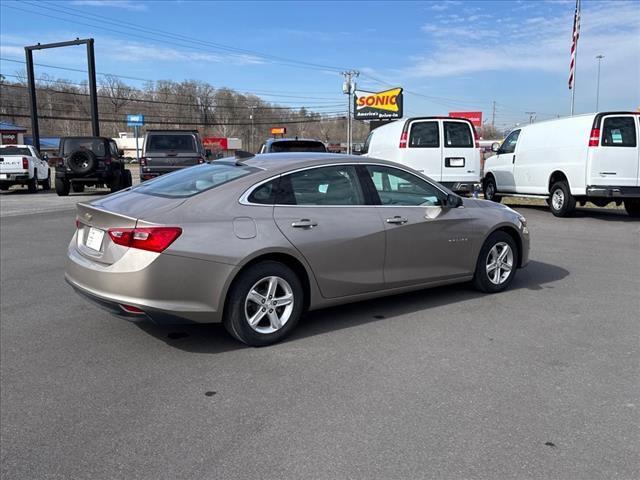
(354, 87), (403, 120)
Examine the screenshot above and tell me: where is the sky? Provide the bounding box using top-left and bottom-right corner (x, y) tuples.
(1, 0), (638, 130)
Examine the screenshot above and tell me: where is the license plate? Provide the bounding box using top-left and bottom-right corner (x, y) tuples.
(0, 174), (7, 179)
(85, 227), (105, 251)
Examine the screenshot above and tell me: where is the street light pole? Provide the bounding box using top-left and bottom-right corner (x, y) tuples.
(341, 70), (359, 154)
(595, 54), (604, 112)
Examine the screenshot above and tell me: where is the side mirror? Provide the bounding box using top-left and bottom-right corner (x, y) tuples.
(491, 142), (501, 153)
(118, 149), (125, 157)
(42, 153), (49, 161)
(446, 193), (463, 208)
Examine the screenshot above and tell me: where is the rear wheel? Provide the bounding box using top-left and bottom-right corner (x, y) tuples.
(548, 181), (575, 217)
(624, 199), (640, 218)
(0, 182), (10, 191)
(55, 177), (70, 196)
(223, 261), (304, 347)
(483, 176), (501, 203)
(71, 182), (85, 193)
(41, 170), (51, 191)
(27, 170), (38, 193)
(473, 231), (518, 293)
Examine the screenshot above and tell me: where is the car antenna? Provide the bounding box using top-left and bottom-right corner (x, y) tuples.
(234, 150), (255, 165)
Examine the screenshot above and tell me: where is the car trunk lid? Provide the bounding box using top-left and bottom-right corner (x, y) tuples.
(0, 155), (27, 174)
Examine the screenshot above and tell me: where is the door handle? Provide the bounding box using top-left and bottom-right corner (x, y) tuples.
(385, 216), (408, 225)
(512, 155), (516, 164)
(291, 219), (318, 229)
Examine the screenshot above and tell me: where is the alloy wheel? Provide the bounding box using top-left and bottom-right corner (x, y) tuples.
(552, 189), (565, 211)
(244, 276), (294, 334)
(485, 242), (514, 285)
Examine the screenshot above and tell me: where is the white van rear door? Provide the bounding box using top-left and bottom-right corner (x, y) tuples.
(402, 120), (442, 179)
(589, 114), (639, 187)
(442, 120), (480, 185)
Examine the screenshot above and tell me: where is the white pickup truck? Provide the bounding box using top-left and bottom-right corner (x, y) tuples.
(0, 145), (51, 193)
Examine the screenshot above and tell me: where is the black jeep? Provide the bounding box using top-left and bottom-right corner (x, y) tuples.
(53, 137), (132, 196)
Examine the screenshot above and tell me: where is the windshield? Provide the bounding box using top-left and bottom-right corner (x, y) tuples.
(269, 140), (326, 153)
(134, 161), (257, 198)
(63, 138), (106, 156)
(0, 146), (31, 156)
(146, 134), (197, 152)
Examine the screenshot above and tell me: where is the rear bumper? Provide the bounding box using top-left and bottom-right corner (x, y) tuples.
(0, 172), (29, 182)
(66, 241), (236, 324)
(441, 181), (481, 194)
(140, 165), (199, 181)
(586, 185), (640, 198)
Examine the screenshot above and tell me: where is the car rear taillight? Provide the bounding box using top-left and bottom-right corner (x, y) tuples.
(22, 157), (29, 169)
(120, 304), (145, 314)
(399, 131), (408, 148)
(104, 155), (112, 164)
(140, 157), (147, 166)
(108, 227), (182, 253)
(589, 128), (600, 147)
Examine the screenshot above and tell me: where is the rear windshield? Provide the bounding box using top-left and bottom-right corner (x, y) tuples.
(63, 138), (106, 156)
(444, 122), (473, 148)
(269, 141), (326, 153)
(134, 161), (256, 198)
(146, 134), (197, 152)
(0, 147), (31, 156)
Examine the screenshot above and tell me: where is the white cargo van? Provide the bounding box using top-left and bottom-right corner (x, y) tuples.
(363, 117), (481, 194)
(483, 112), (640, 217)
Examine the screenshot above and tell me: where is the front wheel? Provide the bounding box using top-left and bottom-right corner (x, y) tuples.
(41, 170), (51, 191)
(548, 181), (576, 217)
(473, 231), (519, 293)
(624, 199), (640, 218)
(483, 176), (501, 203)
(223, 261), (304, 347)
(109, 170), (124, 193)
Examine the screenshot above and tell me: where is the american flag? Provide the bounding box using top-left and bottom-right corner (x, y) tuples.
(569, 0), (581, 90)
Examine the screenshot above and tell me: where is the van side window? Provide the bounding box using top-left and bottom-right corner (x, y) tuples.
(602, 117), (637, 147)
(409, 122), (439, 148)
(500, 130), (520, 154)
(443, 122), (473, 148)
(362, 132), (373, 154)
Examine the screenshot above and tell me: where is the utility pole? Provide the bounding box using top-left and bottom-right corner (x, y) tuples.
(525, 111), (536, 124)
(595, 54), (604, 112)
(341, 70), (359, 154)
(491, 100), (496, 127)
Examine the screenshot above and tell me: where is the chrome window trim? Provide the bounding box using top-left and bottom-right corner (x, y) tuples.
(238, 162), (452, 207)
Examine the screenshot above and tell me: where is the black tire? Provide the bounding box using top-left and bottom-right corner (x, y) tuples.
(55, 177), (70, 196)
(41, 170), (51, 191)
(624, 199), (640, 218)
(109, 169), (124, 193)
(124, 169), (133, 188)
(548, 181), (576, 217)
(472, 231), (519, 293)
(0, 182), (10, 191)
(68, 150), (97, 175)
(223, 261), (304, 347)
(71, 182), (85, 193)
(27, 170), (38, 193)
(483, 176), (501, 203)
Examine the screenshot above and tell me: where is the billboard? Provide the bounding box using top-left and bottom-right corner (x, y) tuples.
(449, 111), (483, 128)
(354, 87), (403, 120)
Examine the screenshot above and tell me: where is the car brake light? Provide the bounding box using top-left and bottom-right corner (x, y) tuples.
(589, 128), (600, 147)
(399, 131), (408, 148)
(22, 157), (29, 169)
(76, 218), (81, 229)
(120, 304), (145, 314)
(108, 227), (182, 253)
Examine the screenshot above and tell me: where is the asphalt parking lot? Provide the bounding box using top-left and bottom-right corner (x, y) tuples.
(1, 193), (638, 479)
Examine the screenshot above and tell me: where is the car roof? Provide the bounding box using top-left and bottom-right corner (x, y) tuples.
(265, 138), (324, 144)
(0, 144), (31, 148)
(241, 152), (396, 175)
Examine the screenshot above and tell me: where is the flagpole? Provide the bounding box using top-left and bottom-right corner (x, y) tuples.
(570, 0), (580, 116)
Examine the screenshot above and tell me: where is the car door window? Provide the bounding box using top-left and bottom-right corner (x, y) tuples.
(500, 130), (520, 154)
(443, 122), (473, 148)
(366, 165), (443, 206)
(281, 165), (365, 205)
(109, 141), (119, 157)
(602, 117), (637, 147)
(409, 121), (439, 148)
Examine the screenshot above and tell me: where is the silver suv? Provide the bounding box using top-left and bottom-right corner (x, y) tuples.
(140, 130), (206, 181)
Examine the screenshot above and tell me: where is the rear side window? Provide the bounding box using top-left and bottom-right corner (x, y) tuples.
(269, 141), (327, 153)
(135, 162), (256, 198)
(362, 132), (373, 154)
(281, 165), (364, 205)
(0, 147), (31, 156)
(444, 122), (473, 148)
(146, 135), (197, 152)
(409, 122), (439, 148)
(248, 179), (279, 204)
(63, 138), (106, 156)
(601, 117), (637, 147)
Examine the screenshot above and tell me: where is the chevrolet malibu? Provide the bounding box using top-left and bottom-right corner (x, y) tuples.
(66, 153), (530, 346)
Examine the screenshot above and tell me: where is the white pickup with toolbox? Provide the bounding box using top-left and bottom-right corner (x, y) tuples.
(482, 112), (640, 217)
(0, 144), (51, 193)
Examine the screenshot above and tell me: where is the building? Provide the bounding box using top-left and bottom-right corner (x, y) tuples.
(0, 121), (27, 145)
(202, 137), (242, 158)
